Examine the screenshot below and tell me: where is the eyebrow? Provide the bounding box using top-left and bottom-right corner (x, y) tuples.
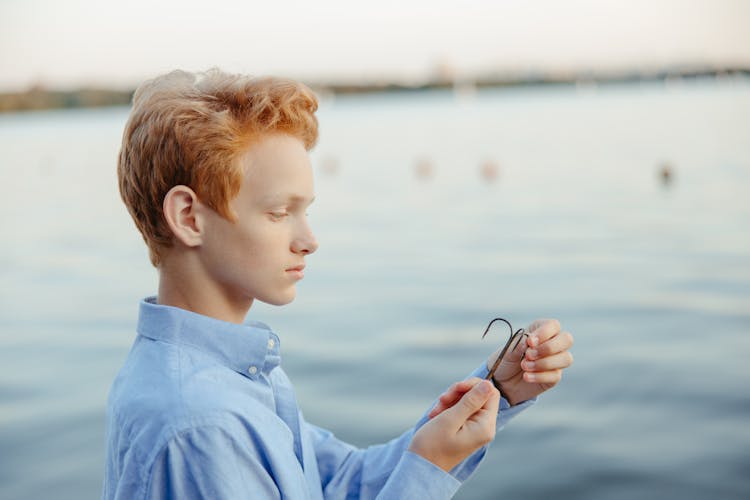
(261, 194), (315, 205)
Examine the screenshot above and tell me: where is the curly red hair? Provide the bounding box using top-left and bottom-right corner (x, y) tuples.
(118, 69), (319, 266)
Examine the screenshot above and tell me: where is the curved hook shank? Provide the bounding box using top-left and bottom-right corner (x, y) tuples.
(481, 318), (513, 339)
(482, 317), (527, 380)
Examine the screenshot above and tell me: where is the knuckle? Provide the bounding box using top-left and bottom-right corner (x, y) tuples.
(464, 392), (482, 408)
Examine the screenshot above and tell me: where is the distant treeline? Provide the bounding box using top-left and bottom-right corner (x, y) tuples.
(0, 87), (134, 113)
(1, 66), (748, 113)
(316, 66), (750, 95)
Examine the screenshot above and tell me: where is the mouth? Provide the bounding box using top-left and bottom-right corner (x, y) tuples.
(286, 265), (305, 279)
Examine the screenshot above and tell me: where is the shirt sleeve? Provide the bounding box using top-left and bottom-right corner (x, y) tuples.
(309, 363), (536, 499)
(145, 425), (281, 500)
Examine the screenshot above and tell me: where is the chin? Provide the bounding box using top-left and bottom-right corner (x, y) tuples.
(259, 290), (297, 307)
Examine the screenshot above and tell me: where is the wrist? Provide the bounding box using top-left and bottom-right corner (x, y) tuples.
(490, 377), (520, 407)
(407, 443), (457, 473)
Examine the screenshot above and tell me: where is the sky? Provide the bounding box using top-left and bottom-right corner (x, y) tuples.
(1, 0), (749, 91)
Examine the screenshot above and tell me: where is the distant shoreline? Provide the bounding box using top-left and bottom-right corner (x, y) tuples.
(1, 66), (748, 113)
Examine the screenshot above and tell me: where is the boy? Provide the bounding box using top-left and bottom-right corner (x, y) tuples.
(104, 69), (574, 499)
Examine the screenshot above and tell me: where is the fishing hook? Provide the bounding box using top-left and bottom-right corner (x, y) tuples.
(482, 318), (528, 380)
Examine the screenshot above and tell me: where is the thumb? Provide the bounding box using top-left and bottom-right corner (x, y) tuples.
(440, 380), (493, 428)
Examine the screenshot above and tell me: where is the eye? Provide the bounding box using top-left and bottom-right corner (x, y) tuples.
(268, 211), (289, 221)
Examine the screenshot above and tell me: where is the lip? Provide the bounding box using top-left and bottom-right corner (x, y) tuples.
(286, 264), (305, 279)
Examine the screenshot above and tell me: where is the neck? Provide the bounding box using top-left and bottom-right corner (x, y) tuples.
(156, 252), (252, 324)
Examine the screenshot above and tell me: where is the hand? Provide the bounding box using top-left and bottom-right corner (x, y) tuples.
(409, 378), (500, 472)
(487, 319), (574, 406)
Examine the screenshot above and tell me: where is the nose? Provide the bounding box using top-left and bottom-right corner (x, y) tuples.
(291, 222), (319, 255)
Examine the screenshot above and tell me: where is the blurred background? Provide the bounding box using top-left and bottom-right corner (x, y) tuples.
(1, 1), (749, 499)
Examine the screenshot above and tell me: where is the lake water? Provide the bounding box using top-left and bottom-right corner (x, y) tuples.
(1, 79), (749, 499)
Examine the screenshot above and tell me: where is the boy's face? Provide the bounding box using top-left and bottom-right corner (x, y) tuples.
(199, 133), (318, 308)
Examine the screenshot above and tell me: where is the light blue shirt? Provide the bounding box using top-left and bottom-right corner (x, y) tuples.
(103, 297), (533, 499)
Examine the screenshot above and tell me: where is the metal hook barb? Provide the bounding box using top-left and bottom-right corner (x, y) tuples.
(482, 317), (528, 380)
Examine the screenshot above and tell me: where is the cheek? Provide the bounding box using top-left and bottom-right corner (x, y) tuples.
(239, 226), (289, 264)
(205, 222), (261, 268)
(207, 210), (291, 255)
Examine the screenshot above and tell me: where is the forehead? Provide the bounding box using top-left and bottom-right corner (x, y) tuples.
(237, 134), (314, 204)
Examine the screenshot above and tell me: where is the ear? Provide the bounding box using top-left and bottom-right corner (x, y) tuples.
(163, 185), (204, 248)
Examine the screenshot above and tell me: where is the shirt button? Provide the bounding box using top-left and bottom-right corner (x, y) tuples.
(247, 366), (258, 376)
(267, 338), (275, 349)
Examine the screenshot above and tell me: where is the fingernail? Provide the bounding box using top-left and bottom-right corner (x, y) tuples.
(524, 360), (536, 370)
(530, 336), (539, 347)
(478, 380), (491, 394)
(525, 373), (536, 382)
(526, 349), (538, 359)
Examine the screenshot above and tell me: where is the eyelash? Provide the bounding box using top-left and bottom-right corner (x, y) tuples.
(269, 212), (289, 221)
(268, 210), (310, 221)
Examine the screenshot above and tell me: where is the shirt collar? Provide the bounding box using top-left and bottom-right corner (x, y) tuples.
(136, 296), (280, 380)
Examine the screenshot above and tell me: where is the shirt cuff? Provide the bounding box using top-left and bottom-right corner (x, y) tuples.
(377, 451), (460, 500)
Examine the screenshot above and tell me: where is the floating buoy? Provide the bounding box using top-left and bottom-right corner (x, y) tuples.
(658, 161), (674, 186)
(414, 158), (434, 180)
(480, 160), (500, 182)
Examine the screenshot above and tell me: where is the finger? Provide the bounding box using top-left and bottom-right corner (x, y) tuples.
(457, 378), (483, 390)
(482, 382), (501, 415)
(458, 386), (500, 448)
(429, 398), (456, 420)
(521, 350), (574, 372)
(440, 380), (496, 429)
(429, 389), (467, 419)
(525, 331), (574, 361)
(428, 379), (482, 418)
(527, 318), (556, 333)
(488, 332), (529, 370)
(526, 319), (561, 347)
(523, 368), (563, 385)
(503, 331), (529, 362)
(444, 378), (482, 401)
